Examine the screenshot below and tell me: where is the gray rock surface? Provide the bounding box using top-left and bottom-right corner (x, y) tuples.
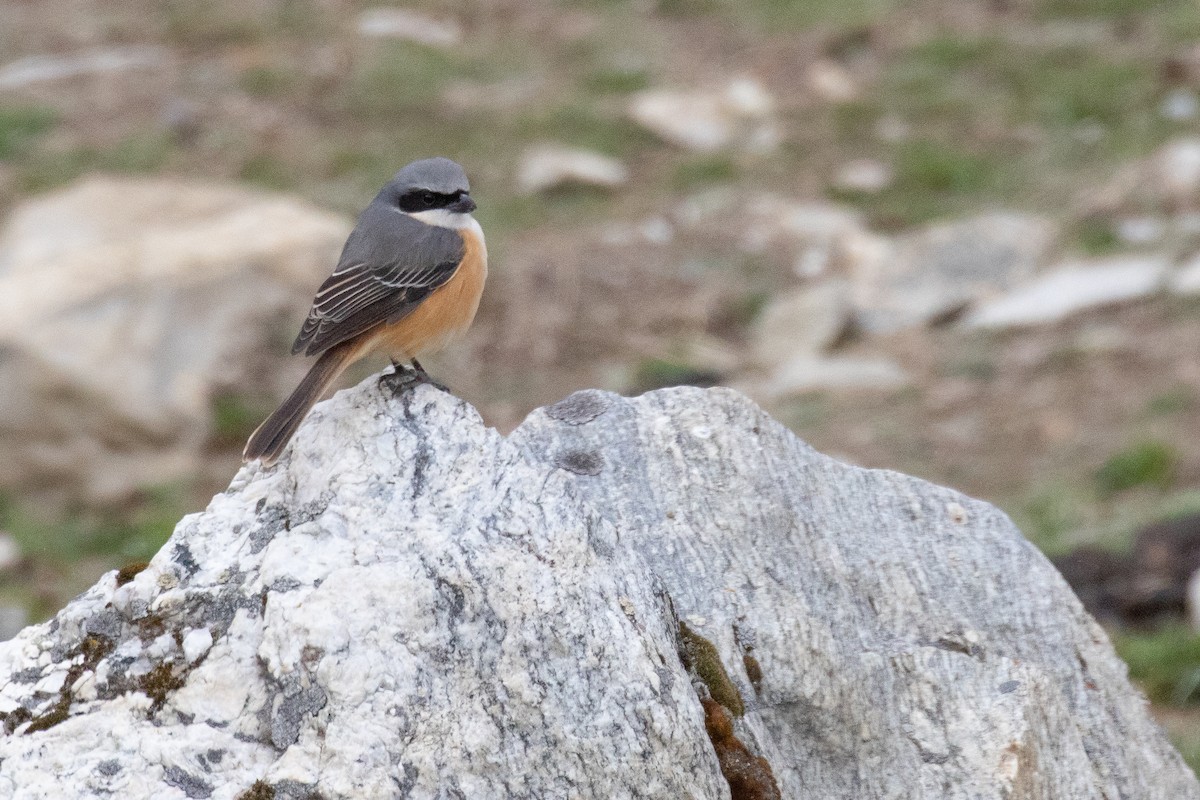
(0, 379), (1195, 799)
(0, 176), (350, 503)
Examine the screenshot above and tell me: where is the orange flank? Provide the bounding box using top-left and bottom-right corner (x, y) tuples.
(369, 226), (488, 361)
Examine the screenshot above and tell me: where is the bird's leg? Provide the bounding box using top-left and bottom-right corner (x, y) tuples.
(409, 359), (449, 392)
(380, 359), (420, 395)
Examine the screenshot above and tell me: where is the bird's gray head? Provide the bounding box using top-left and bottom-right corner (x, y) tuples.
(378, 157), (477, 224)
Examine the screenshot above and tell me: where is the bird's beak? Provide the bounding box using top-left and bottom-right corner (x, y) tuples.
(451, 193), (476, 214)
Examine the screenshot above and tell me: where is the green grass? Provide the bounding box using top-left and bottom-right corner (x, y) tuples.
(1038, 0), (1181, 19)
(1095, 441), (1179, 497)
(583, 66), (651, 95)
(1012, 485), (1088, 555)
(209, 393), (274, 448)
(0, 106), (58, 159)
(1113, 626), (1200, 706)
(343, 42), (481, 122)
(514, 103), (658, 158)
(673, 155), (738, 190)
(239, 66), (296, 98)
(631, 358), (723, 393)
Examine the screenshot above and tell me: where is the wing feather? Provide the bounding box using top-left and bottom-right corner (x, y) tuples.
(292, 209), (465, 356)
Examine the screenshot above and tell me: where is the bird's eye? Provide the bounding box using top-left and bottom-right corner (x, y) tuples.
(422, 192), (436, 207)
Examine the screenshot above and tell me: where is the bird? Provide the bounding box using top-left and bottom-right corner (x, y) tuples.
(242, 157), (487, 465)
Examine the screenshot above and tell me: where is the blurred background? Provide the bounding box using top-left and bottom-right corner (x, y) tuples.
(1, 0), (1199, 769)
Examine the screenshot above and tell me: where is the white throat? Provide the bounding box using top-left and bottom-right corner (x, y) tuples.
(407, 208), (479, 232)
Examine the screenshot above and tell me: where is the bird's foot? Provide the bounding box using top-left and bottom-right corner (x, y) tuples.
(409, 359), (449, 392)
(380, 362), (422, 395)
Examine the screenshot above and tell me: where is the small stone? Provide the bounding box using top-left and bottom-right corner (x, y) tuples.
(1161, 89), (1198, 122)
(1155, 137), (1200, 207)
(1170, 253), (1200, 295)
(807, 60), (859, 103)
(0, 47), (167, 89)
(356, 8), (462, 47)
(965, 256), (1169, 329)
(182, 628), (214, 664)
(0, 532), (19, 572)
(1116, 217), (1167, 245)
(752, 280), (852, 367)
(760, 356), (910, 400)
(516, 145), (629, 194)
(853, 213), (1057, 333)
(835, 159), (893, 194)
(629, 78), (776, 152)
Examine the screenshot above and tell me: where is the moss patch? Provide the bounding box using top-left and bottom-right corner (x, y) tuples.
(139, 662), (187, 712)
(701, 697), (782, 800)
(678, 621), (745, 717)
(12, 633), (115, 735)
(237, 780), (276, 800)
(116, 561), (150, 587)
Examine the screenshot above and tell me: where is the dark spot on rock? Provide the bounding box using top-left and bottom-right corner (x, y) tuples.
(556, 449), (603, 476)
(546, 391), (611, 425)
(998, 680), (1020, 694)
(921, 750), (952, 765)
(11, 668), (42, 684)
(701, 697), (781, 800)
(85, 609), (123, 641)
(205, 748), (225, 765)
(678, 621), (744, 717)
(237, 781), (276, 800)
(394, 763), (419, 796)
(249, 505), (290, 554)
(97, 759), (121, 776)
(411, 445), (431, 499)
(933, 632), (983, 659)
(173, 543), (200, 577)
(116, 561), (151, 586)
(1, 706), (32, 735)
(436, 578), (466, 620)
(269, 577), (303, 593)
(269, 672), (328, 749)
(164, 765), (213, 798)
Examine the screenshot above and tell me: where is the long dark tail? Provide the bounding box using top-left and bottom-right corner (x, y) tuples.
(243, 342), (359, 465)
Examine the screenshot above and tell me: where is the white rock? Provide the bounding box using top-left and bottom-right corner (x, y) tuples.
(629, 78), (776, 152)
(741, 196), (873, 278)
(752, 280), (852, 367)
(0, 47), (167, 89)
(1116, 216), (1167, 245)
(355, 8), (462, 47)
(834, 158), (894, 194)
(1161, 89), (1199, 122)
(1189, 568), (1200, 633)
(853, 212), (1058, 332)
(1155, 136), (1200, 206)
(1171, 253), (1200, 295)
(965, 256), (1170, 329)
(806, 59), (859, 103)
(760, 355), (910, 399)
(516, 145), (629, 194)
(181, 628), (213, 664)
(0, 177), (351, 503)
(0, 380), (1195, 798)
(0, 533), (18, 572)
